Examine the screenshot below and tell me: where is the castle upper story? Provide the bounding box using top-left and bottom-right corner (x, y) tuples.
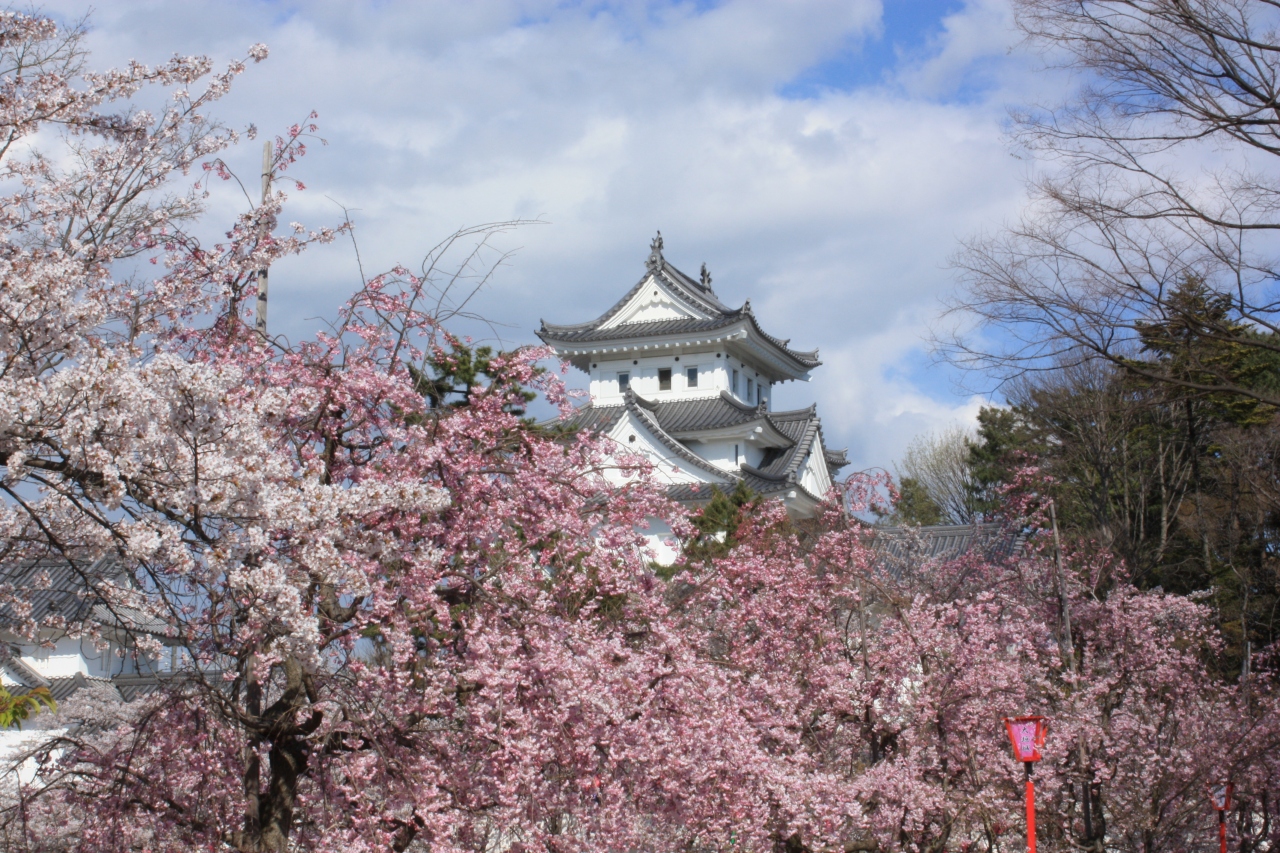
(538, 234), (846, 518)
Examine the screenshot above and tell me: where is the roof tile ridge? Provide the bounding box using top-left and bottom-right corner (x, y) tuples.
(540, 274), (653, 335)
(662, 390), (729, 402)
(623, 392), (738, 480)
(766, 405), (818, 420)
(803, 412), (847, 473)
(660, 258), (733, 306)
(661, 258), (701, 290)
(741, 312), (822, 367)
(739, 461), (786, 482)
(539, 317), (603, 334)
(624, 388), (659, 412)
(655, 265), (733, 318)
(759, 412), (802, 445)
(718, 389), (759, 414)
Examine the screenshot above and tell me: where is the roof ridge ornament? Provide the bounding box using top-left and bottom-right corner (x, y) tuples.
(700, 263), (712, 288)
(646, 231), (664, 271)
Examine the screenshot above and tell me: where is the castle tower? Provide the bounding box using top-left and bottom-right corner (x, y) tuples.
(538, 234), (848, 518)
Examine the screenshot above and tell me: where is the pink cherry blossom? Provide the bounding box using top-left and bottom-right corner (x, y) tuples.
(0, 13), (1274, 853)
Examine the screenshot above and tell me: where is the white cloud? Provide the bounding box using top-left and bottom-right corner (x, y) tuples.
(810, 327), (988, 472)
(36, 0), (1045, 471)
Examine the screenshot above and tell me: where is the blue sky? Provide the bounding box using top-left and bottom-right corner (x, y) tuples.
(784, 0), (968, 95)
(42, 0), (1056, 471)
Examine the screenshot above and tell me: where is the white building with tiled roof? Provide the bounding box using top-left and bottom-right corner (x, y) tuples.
(0, 555), (173, 703)
(538, 233), (848, 523)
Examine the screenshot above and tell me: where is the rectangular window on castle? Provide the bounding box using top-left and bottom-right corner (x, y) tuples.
(686, 367), (698, 388)
(732, 368), (739, 395)
(747, 378), (754, 400)
(618, 372), (630, 391)
(658, 368), (672, 391)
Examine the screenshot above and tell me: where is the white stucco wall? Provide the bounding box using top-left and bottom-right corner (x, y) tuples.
(21, 636), (118, 680)
(641, 519), (682, 565)
(0, 728), (66, 785)
(683, 439), (767, 473)
(586, 352), (770, 408)
(603, 412), (724, 486)
(799, 449), (833, 500)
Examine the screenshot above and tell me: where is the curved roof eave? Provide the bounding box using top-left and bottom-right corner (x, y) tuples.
(538, 248), (820, 373)
(740, 468), (826, 507)
(623, 391), (739, 483)
(542, 316), (820, 378)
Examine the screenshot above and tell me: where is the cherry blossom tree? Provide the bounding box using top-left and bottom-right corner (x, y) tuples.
(0, 11), (849, 853)
(0, 10), (1275, 853)
(663, 478), (1280, 853)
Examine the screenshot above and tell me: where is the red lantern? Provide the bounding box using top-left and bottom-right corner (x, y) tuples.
(1208, 782), (1233, 853)
(1003, 715), (1048, 763)
(1003, 716), (1048, 853)
(1208, 782), (1233, 811)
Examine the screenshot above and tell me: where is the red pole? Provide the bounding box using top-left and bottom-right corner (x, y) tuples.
(1219, 810), (1227, 853)
(1025, 762), (1036, 853)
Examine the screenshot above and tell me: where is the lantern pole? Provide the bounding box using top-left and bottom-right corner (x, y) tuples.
(1208, 782), (1233, 853)
(1004, 716), (1047, 853)
(1025, 761), (1037, 853)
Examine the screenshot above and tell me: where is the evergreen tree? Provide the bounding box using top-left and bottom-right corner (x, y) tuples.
(678, 481), (761, 570)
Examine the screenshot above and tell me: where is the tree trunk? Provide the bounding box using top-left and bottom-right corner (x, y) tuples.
(256, 139), (272, 340)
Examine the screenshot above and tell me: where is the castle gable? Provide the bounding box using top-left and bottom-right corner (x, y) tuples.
(598, 273), (708, 329)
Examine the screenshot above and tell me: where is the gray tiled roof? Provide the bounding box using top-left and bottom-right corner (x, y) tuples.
(43, 673), (116, 702)
(643, 391), (762, 433)
(622, 392), (738, 482)
(12, 672), (178, 703)
(554, 389), (844, 505)
(561, 404), (626, 434)
(665, 483), (722, 503)
(537, 252), (820, 369)
(112, 673), (170, 701)
(870, 523), (1025, 562)
(763, 406), (849, 474)
(0, 646), (50, 688)
(542, 315), (741, 343)
(0, 557), (115, 628)
(0, 556), (170, 637)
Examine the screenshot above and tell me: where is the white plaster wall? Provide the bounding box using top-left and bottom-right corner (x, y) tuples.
(16, 636), (123, 681)
(799, 450), (833, 500)
(687, 439), (735, 473)
(588, 351), (732, 404)
(722, 357), (772, 407)
(604, 411), (725, 487)
(0, 729), (66, 785)
(642, 519), (681, 565)
(686, 439), (770, 473)
(598, 275), (703, 329)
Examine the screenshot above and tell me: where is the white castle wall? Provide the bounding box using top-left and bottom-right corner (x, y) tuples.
(587, 351), (770, 407)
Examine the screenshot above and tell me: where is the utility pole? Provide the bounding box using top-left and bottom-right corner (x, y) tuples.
(255, 139), (271, 339)
(1051, 501), (1102, 851)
